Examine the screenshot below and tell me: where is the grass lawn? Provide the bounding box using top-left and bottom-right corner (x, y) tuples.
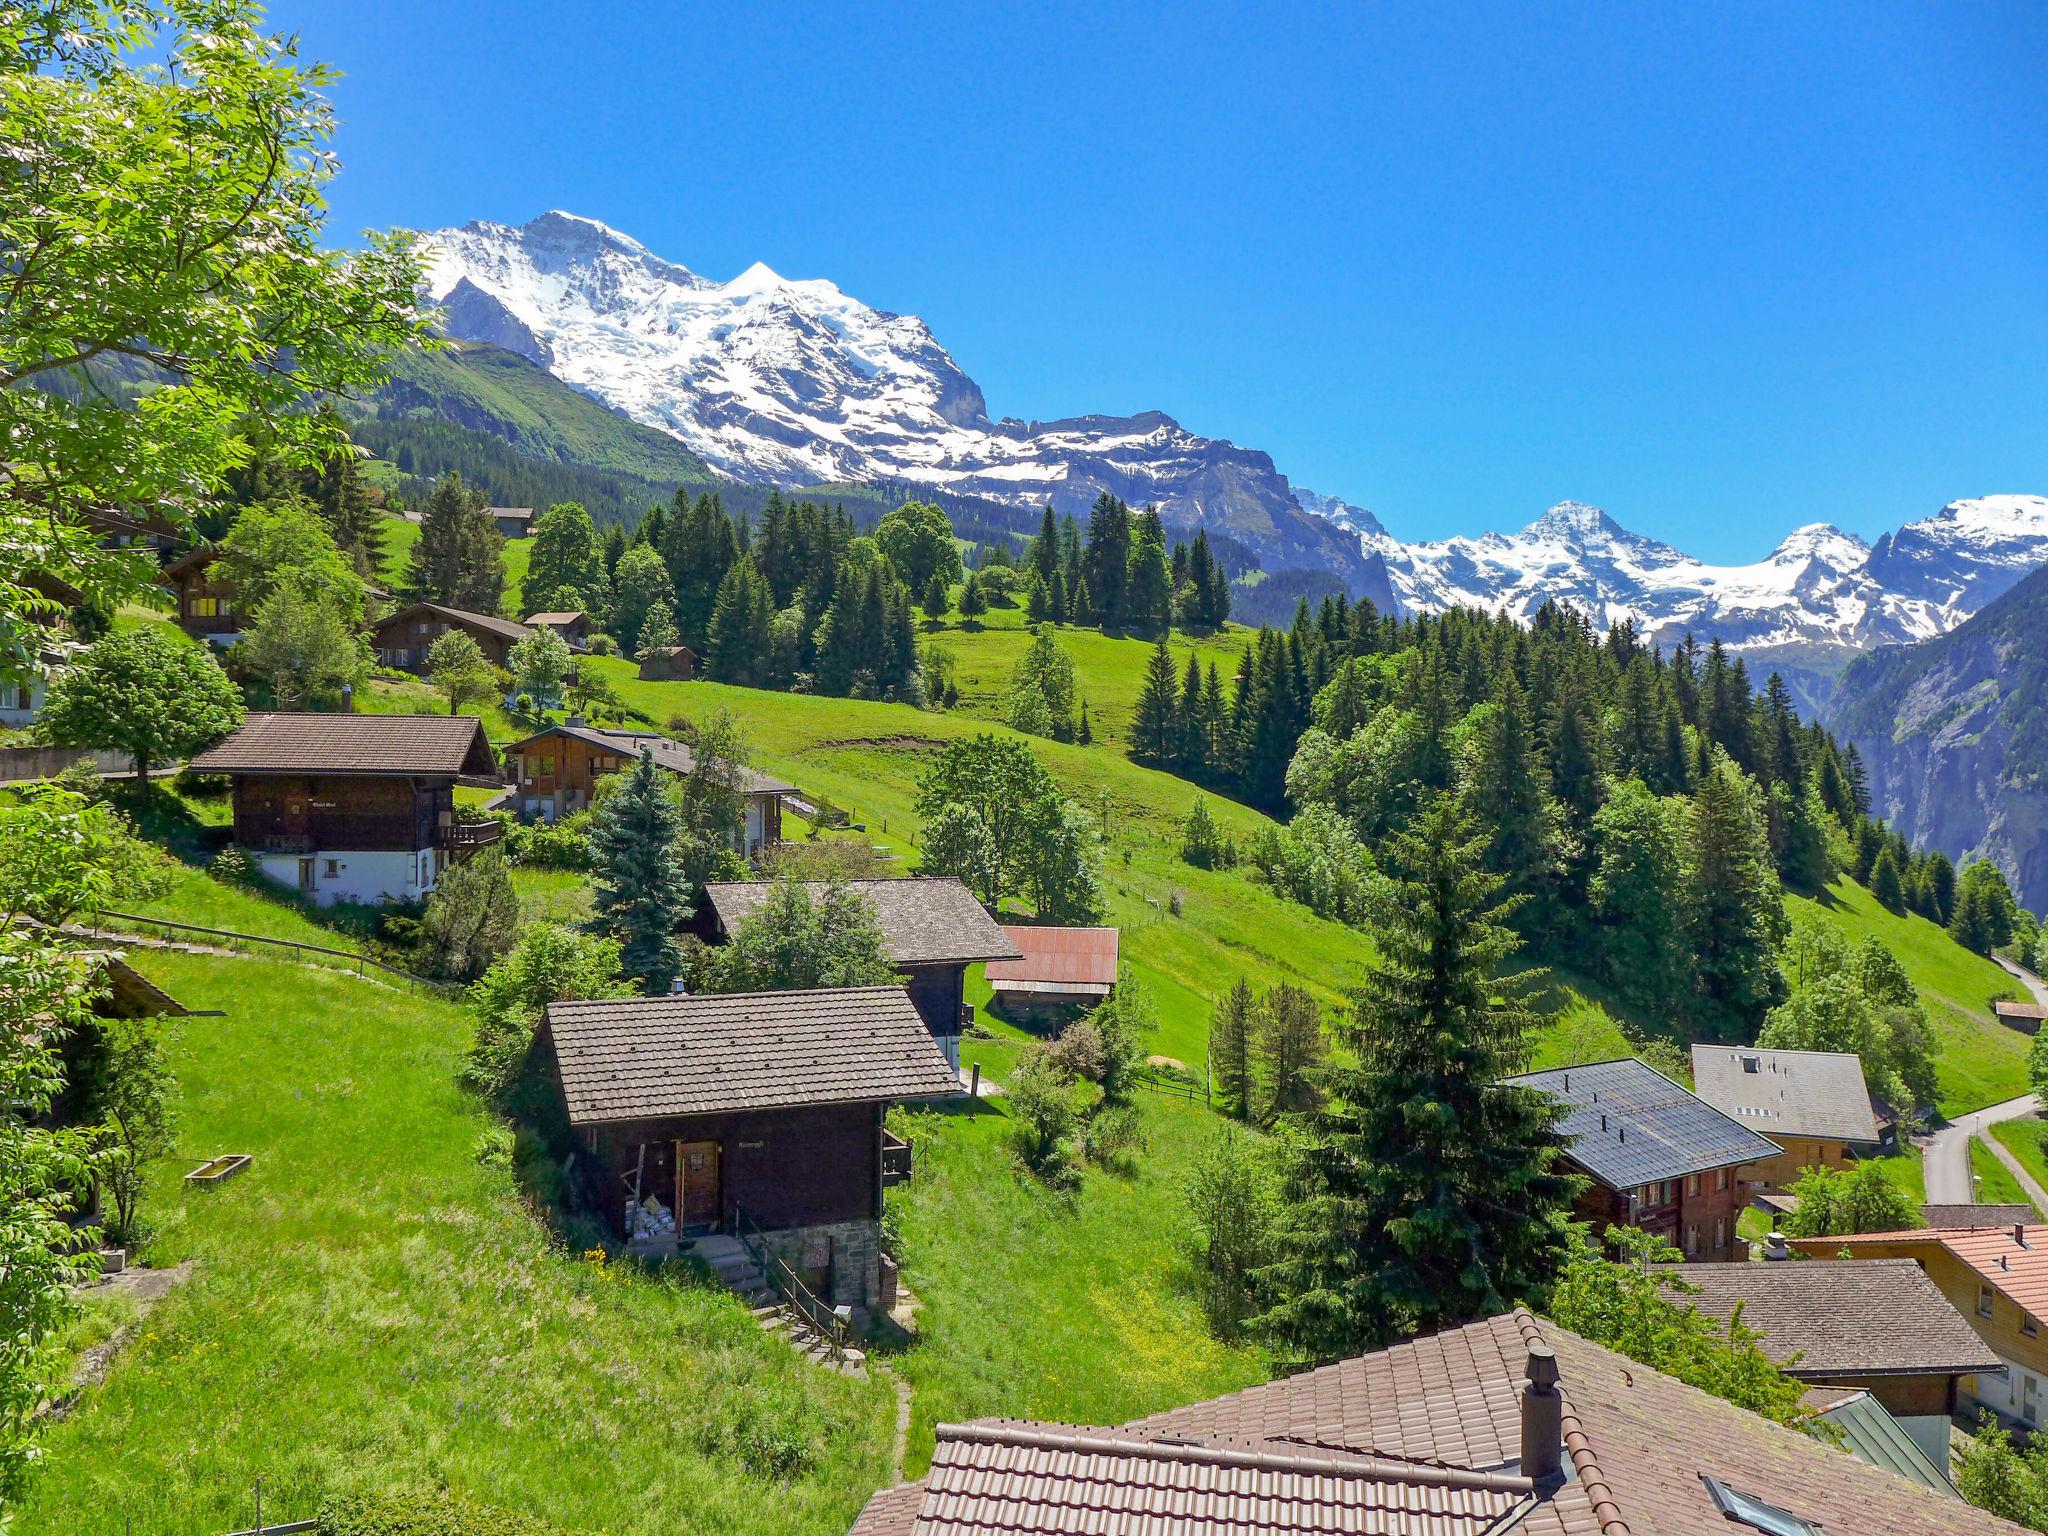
(1971, 1136), (2041, 1215)
(17, 950), (898, 1535)
(1788, 878), (2029, 1117)
(1991, 1117), (2048, 1200)
(884, 1084), (1266, 1472)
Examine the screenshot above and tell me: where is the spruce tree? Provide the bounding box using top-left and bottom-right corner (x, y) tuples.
(587, 749), (691, 992)
(1869, 845), (1908, 912)
(1686, 752), (1786, 1036)
(706, 555), (775, 686)
(1462, 670), (1550, 922)
(1131, 638), (1181, 763)
(310, 408), (383, 577)
(922, 571), (950, 623)
(1210, 979), (1256, 1120)
(1084, 492), (1131, 625)
(1254, 797), (1577, 1362)
(404, 471), (505, 613)
(1123, 510), (1173, 633)
(1177, 653), (1206, 772)
(958, 571), (988, 622)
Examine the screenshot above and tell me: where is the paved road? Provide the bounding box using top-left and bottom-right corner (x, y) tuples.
(1924, 1093), (2044, 1204)
(1999, 955), (2048, 1008)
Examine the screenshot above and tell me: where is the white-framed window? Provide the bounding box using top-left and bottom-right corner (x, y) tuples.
(323, 859), (339, 878)
(1687, 1174), (1701, 1198)
(1685, 1225), (1699, 1255)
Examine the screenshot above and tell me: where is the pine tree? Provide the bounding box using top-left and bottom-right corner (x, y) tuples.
(922, 571), (950, 623)
(1029, 503), (1061, 585)
(404, 471), (505, 613)
(1254, 798), (1577, 1361)
(587, 749), (691, 992)
(1210, 980), (1256, 1120)
(958, 571), (988, 622)
(1253, 983), (1325, 1127)
(705, 554), (775, 686)
(1869, 845), (1908, 912)
(1925, 851), (1957, 927)
(1843, 743), (1871, 818)
(1084, 493), (1131, 625)
(1687, 752), (1786, 1036)
(1462, 670), (1550, 922)
(1177, 653), (1206, 772)
(664, 491), (739, 649)
(1131, 638), (1181, 763)
(1123, 510), (1173, 633)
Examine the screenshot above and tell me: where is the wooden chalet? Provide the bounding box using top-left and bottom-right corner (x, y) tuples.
(371, 602), (534, 671)
(488, 506), (535, 538)
(158, 547), (240, 642)
(637, 644), (697, 681)
(1500, 1057), (1780, 1262)
(1690, 1044), (1889, 1192)
(1995, 999), (2048, 1034)
(522, 610), (593, 647)
(0, 574), (87, 728)
(985, 925), (1119, 1015)
(503, 723), (793, 851)
(540, 986), (959, 1308)
(187, 712), (500, 906)
(703, 878), (1022, 1066)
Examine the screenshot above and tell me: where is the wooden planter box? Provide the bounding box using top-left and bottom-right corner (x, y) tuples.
(185, 1153), (252, 1188)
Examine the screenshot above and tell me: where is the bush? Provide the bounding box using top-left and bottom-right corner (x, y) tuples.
(585, 633), (618, 657)
(518, 821), (595, 872)
(319, 1485), (585, 1536)
(209, 845), (257, 886)
(692, 1382), (823, 1481)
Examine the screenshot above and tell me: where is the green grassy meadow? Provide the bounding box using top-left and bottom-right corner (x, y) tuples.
(1971, 1136), (2040, 1215)
(1991, 1118), (2048, 1197)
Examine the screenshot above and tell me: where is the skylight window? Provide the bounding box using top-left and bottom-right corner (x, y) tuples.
(1702, 1476), (1821, 1535)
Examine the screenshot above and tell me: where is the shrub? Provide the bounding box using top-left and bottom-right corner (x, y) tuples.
(1005, 1046), (1088, 1191)
(318, 1485), (583, 1536)
(209, 845), (257, 886)
(692, 1383), (823, 1481)
(517, 821), (595, 872)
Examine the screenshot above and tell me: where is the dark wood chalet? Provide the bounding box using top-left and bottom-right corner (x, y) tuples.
(159, 547), (240, 641)
(370, 602), (535, 671)
(488, 506), (535, 538)
(703, 878), (1022, 1067)
(504, 723), (792, 852)
(187, 712), (500, 906)
(1499, 1057), (1780, 1262)
(638, 645), (697, 681)
(522, 610), (593, 647)
(541, 985), (960, 1308)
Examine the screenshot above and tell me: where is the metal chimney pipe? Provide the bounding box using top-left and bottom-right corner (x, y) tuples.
(1763, 1231), (1790, 1261)
(1521, 1344), (1564, 1485)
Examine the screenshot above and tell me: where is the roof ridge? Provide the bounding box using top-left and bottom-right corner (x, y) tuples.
(934, 1421), (1536, 1496)
(1511, 1310), (1631, 1536)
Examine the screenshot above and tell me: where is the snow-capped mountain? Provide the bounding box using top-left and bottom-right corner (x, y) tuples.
(1295, 491), (2048, 655)
(420, 213), (2047, 664)
(420, 211), (1366, 582)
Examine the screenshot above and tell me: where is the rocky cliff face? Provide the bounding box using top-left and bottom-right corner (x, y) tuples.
(1826, 564), (2048, 909)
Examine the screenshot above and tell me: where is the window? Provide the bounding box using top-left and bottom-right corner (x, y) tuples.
(1687, 1174), (1700, 1198)
(1715, 1167), (1729, 1191)
(1714, 1218), (1727, 1250)
(2026, 1315), (2039, 1339)
(1684, 1224), (1699, 1255)
(1981, 1285), (1996, 1318)
(1740, 1055), (1760, 1074)
(323, 859), (339, 878)
(1700, 1477), (1820, 1536)
(191, 596), (219, 617)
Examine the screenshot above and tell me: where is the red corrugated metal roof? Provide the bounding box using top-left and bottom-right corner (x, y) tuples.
(986, 926), (1119, 989)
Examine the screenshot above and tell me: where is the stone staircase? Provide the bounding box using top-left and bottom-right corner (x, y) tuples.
(685, 1234), (867, 1376)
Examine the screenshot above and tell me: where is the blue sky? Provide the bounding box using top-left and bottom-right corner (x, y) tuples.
(278, 1), (2047, 559)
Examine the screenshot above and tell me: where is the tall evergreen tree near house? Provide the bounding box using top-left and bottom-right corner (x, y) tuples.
(404, 471), (505, 613)
(1210, 979), (1256, 1120)
(587, 748), (691, 993)
(1254, 798), (1577, 1362)
(1131, 638), (1181, 764)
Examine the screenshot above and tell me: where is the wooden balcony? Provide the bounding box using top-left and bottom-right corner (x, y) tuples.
(438, 818), (503, 851)
(881, 1129), (914, 1188)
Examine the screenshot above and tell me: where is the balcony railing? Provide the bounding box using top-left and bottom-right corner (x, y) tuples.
(881, 1129), (913, 1188)
(439, 819), (502, 850)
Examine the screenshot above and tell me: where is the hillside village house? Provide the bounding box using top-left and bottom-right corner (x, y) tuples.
(187, 713), (501, 905)
(637, 644), (696, 681)
(488, 506), (535, 538)
(370, 602), (535, 672)
(984, 924), (1119, 1016)
(158, 547), (240, 643)
(703, 878), (1022, 1066)
(1795, 1223), (2048, 1433)
(1501, 1057), (1780, 1262)
(1690, 1044), (1889, 1193)
(539, 986), (958, 1310)
(504, 723), (792, 851)
(0, 573), (88, 728)
(1667, 1257), (2000, 1467)
(522, 610), (592, 647)
(853, 1308), (2028, 1536)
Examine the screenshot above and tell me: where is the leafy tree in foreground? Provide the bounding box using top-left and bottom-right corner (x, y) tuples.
(0, 0), (427, 686)
(74, 1012), (180, 1244)
(39, 628), (243, 788)
(701, 876), (893, 994)
(426, 630), (499, 716)
(1778, 1159), (1920, 1239)
(587, 749), (691, 992)
(464, 923), (630, 1099)
(1254, 797), (1577, 1363)
(916, 734), (1059, 900)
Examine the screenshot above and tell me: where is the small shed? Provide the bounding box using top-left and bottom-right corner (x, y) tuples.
(638, 645), (698, 681)
(488, 506), (535, 538)
(985, 925), (1119, 1015)
(1994, 1000), (2048, 1034)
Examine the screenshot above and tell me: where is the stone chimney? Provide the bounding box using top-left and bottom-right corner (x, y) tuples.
(1521, 1344), (1564, 1486)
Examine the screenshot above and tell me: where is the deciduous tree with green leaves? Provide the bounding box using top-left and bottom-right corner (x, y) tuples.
(425, 629), (499, 716)
(38, 628), (243, 788)
(700, 876), (893, 993)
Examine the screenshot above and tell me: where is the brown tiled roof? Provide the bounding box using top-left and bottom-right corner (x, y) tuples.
(522, 611), (586, 626)
(706, 879), (1022, 967)
(1923, 1204), (2036, 1229)
(1660, 1258), (2001, 1378)
(507, 724), (793, 796)
(853, 1310), (2028, 1536)
(1793, 1225), (2048, 1321)
(187, 712), (497, 778)
(371, 601), (534, 645)
(895, 1420), (1532, 1536)
(542, 985), (960, 1126)
(1690, 1045), (1882, 1144)
(986, 926), (1119, 993)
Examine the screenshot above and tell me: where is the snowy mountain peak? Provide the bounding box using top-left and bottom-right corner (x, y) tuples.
(1769, 523), (1870, 566)
(1524, 500), (1623, 542)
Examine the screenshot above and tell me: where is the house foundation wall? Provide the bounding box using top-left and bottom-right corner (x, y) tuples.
(759, 1218), (883, 1310)
(256, 848), (438, 906)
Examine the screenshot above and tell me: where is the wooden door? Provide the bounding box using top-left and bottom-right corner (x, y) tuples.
(677, 1140), (720, 1229)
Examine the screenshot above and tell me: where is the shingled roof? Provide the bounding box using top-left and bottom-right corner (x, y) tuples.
(371, 601), (534, 645)
(1793, 1224), (2048, 1322)
(1923, 1204), (2037, 1229)
(542, 986), (960, 1126)
(1661, 1258), (2001, 1379)
(1690, 1045), (1882, 1144)
(507, 723), (793, 796)
(187, 712), (497, 778)
(1500, 1057), (1781, 1190)
(705, 879), (1022, 967)
(855, 1310), (2025, 1536)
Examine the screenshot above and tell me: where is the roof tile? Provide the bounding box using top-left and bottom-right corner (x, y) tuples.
(706, 879), (1022, 967)
(1500, 1058), (1781, 1189)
